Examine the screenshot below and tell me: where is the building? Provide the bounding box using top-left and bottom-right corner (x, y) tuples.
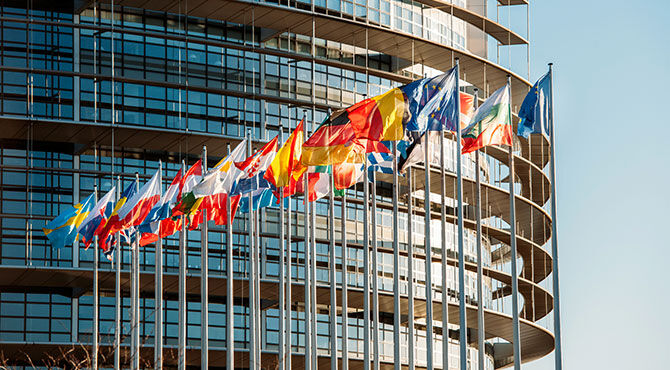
(0, 0), (557, 369)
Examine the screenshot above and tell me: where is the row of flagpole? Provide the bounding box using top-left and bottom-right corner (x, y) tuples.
(47, 66), (561, 370)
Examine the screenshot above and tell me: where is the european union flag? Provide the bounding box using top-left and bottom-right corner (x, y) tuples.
(43, 193), (96, 249)
(402, 66), (459, 132)
(518, 72), (552, 138)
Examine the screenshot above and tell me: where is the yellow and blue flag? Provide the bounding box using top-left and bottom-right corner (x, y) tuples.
(43, 193), (96, 249)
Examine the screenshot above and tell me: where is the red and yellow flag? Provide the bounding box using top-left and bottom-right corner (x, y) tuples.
(264, 119), (306, 188)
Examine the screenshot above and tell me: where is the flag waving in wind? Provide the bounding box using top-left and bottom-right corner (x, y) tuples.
(264, 120), (306, 188)
(461, 84), (513, 154)
(517, 72), (551, 138)
(138, 168), (183, 246)
(43, 193), (96, 250)
(78, 186), (116, 248)
(231, 136), (278, 196)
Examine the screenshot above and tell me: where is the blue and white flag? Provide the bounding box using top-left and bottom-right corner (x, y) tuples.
(402, 66), (459, 132)
(518, 72), (551, 138)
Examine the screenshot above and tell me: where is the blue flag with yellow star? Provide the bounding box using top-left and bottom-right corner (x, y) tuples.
(402, 66), (459, 132)
(518, 72), (551, 138)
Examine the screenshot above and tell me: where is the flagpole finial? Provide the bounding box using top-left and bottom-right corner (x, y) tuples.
(548, 62), (553, 66)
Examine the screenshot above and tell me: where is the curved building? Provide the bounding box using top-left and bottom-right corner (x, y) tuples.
(0, 0), (557, 369)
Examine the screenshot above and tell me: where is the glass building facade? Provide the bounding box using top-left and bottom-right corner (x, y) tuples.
(0, 0), (557, 369)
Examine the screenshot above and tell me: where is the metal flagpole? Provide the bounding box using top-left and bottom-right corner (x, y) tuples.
(178, 161), (187, 370)
(547, 63), (563, 370)
(363, 156), (371, 370)
(114, 177), (121, 369)
(132, 172), (140, 370)
(93, 184), (99, 369)
(279, 127), (286, 370)
(255, 184), (262, 368)
(454, 58), (468, 370)
(407, 166), (415, 370)
(302, 110), (312, 370)
(310, 171), (318, 369)
(392, 142), (401, 370)
(473, 89), (486, 370)
(156, 183), (164, 369)
(424, 125), (434, 370)
(226, 142), (235, 370)
(246, 130), (257, 370)
(371, 171), (379, 370)
(439, 84), (449, 370)
(201, 146), (209, 369)
(329, 146), (338, 370)
(341, 190), (348, 370)
(506, 75), (522, 370)
(287, 144), (293, 370)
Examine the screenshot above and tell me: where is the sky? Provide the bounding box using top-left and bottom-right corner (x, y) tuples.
(524, 0), (670, 369)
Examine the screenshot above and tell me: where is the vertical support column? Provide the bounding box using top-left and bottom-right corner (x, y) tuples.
(73, 14), (80, 122)
(201, 146), (209, 369)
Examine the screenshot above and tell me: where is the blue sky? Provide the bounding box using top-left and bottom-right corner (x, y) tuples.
(525, 0), (670, 369)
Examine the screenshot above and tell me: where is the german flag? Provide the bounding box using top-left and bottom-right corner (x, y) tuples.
(301, 88), (406, 166)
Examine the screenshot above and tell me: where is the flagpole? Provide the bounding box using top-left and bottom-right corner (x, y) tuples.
(93, 184), (99, 369)
(178, 161), (187, 370)
(454, 58), (468, 370)
(114, 177), (121, 370)
(155, 187), (164, 369)
(255, 181), (262, 369)
(363, 155), (371, 370)
(286, 140), (293, 370)
(329, 145), (337, 370)
(424, 119), (434, 370)
(407, 166), (415, 370)
(279, 126), (286, 370)
(371, 170), (380, 370)
(226, 143), (235, 370)
(132, 172), (140, 370)
(200, 146), (209, 369)
(506, 74), (522, 370)
(547, 63), (563, 370)
(473, 88), (486, 370)
(310, 169), (318, 369)
(391, 141), (401, 370)
(439, 82), (449, 370)
(246, 130), (257, 370)
(341, 190), (348, 370)
(302, 110), (312, 370)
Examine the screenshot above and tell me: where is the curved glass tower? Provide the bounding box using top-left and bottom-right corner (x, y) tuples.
(0, 0), (557, 369)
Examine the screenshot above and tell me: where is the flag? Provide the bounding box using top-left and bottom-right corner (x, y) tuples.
(43, 193), (96, 250)
(78, 186), (116, 248)
(96, 182), (137, 256)
(367, 151), (394, 181)
(285, 165), (349, 201)
(264, 120), (307, 188)
(99, 169), (162, 248)
(400, 92), (476, 171)
(239, 188), (279, 213)
(404, 66), (459, 132)
(517, 72), (551, 138)
(137, 168), (183, 246)
(461, 84), (513, 154)
(230, 136), (278, 196)
(172, 160), (204, 216)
